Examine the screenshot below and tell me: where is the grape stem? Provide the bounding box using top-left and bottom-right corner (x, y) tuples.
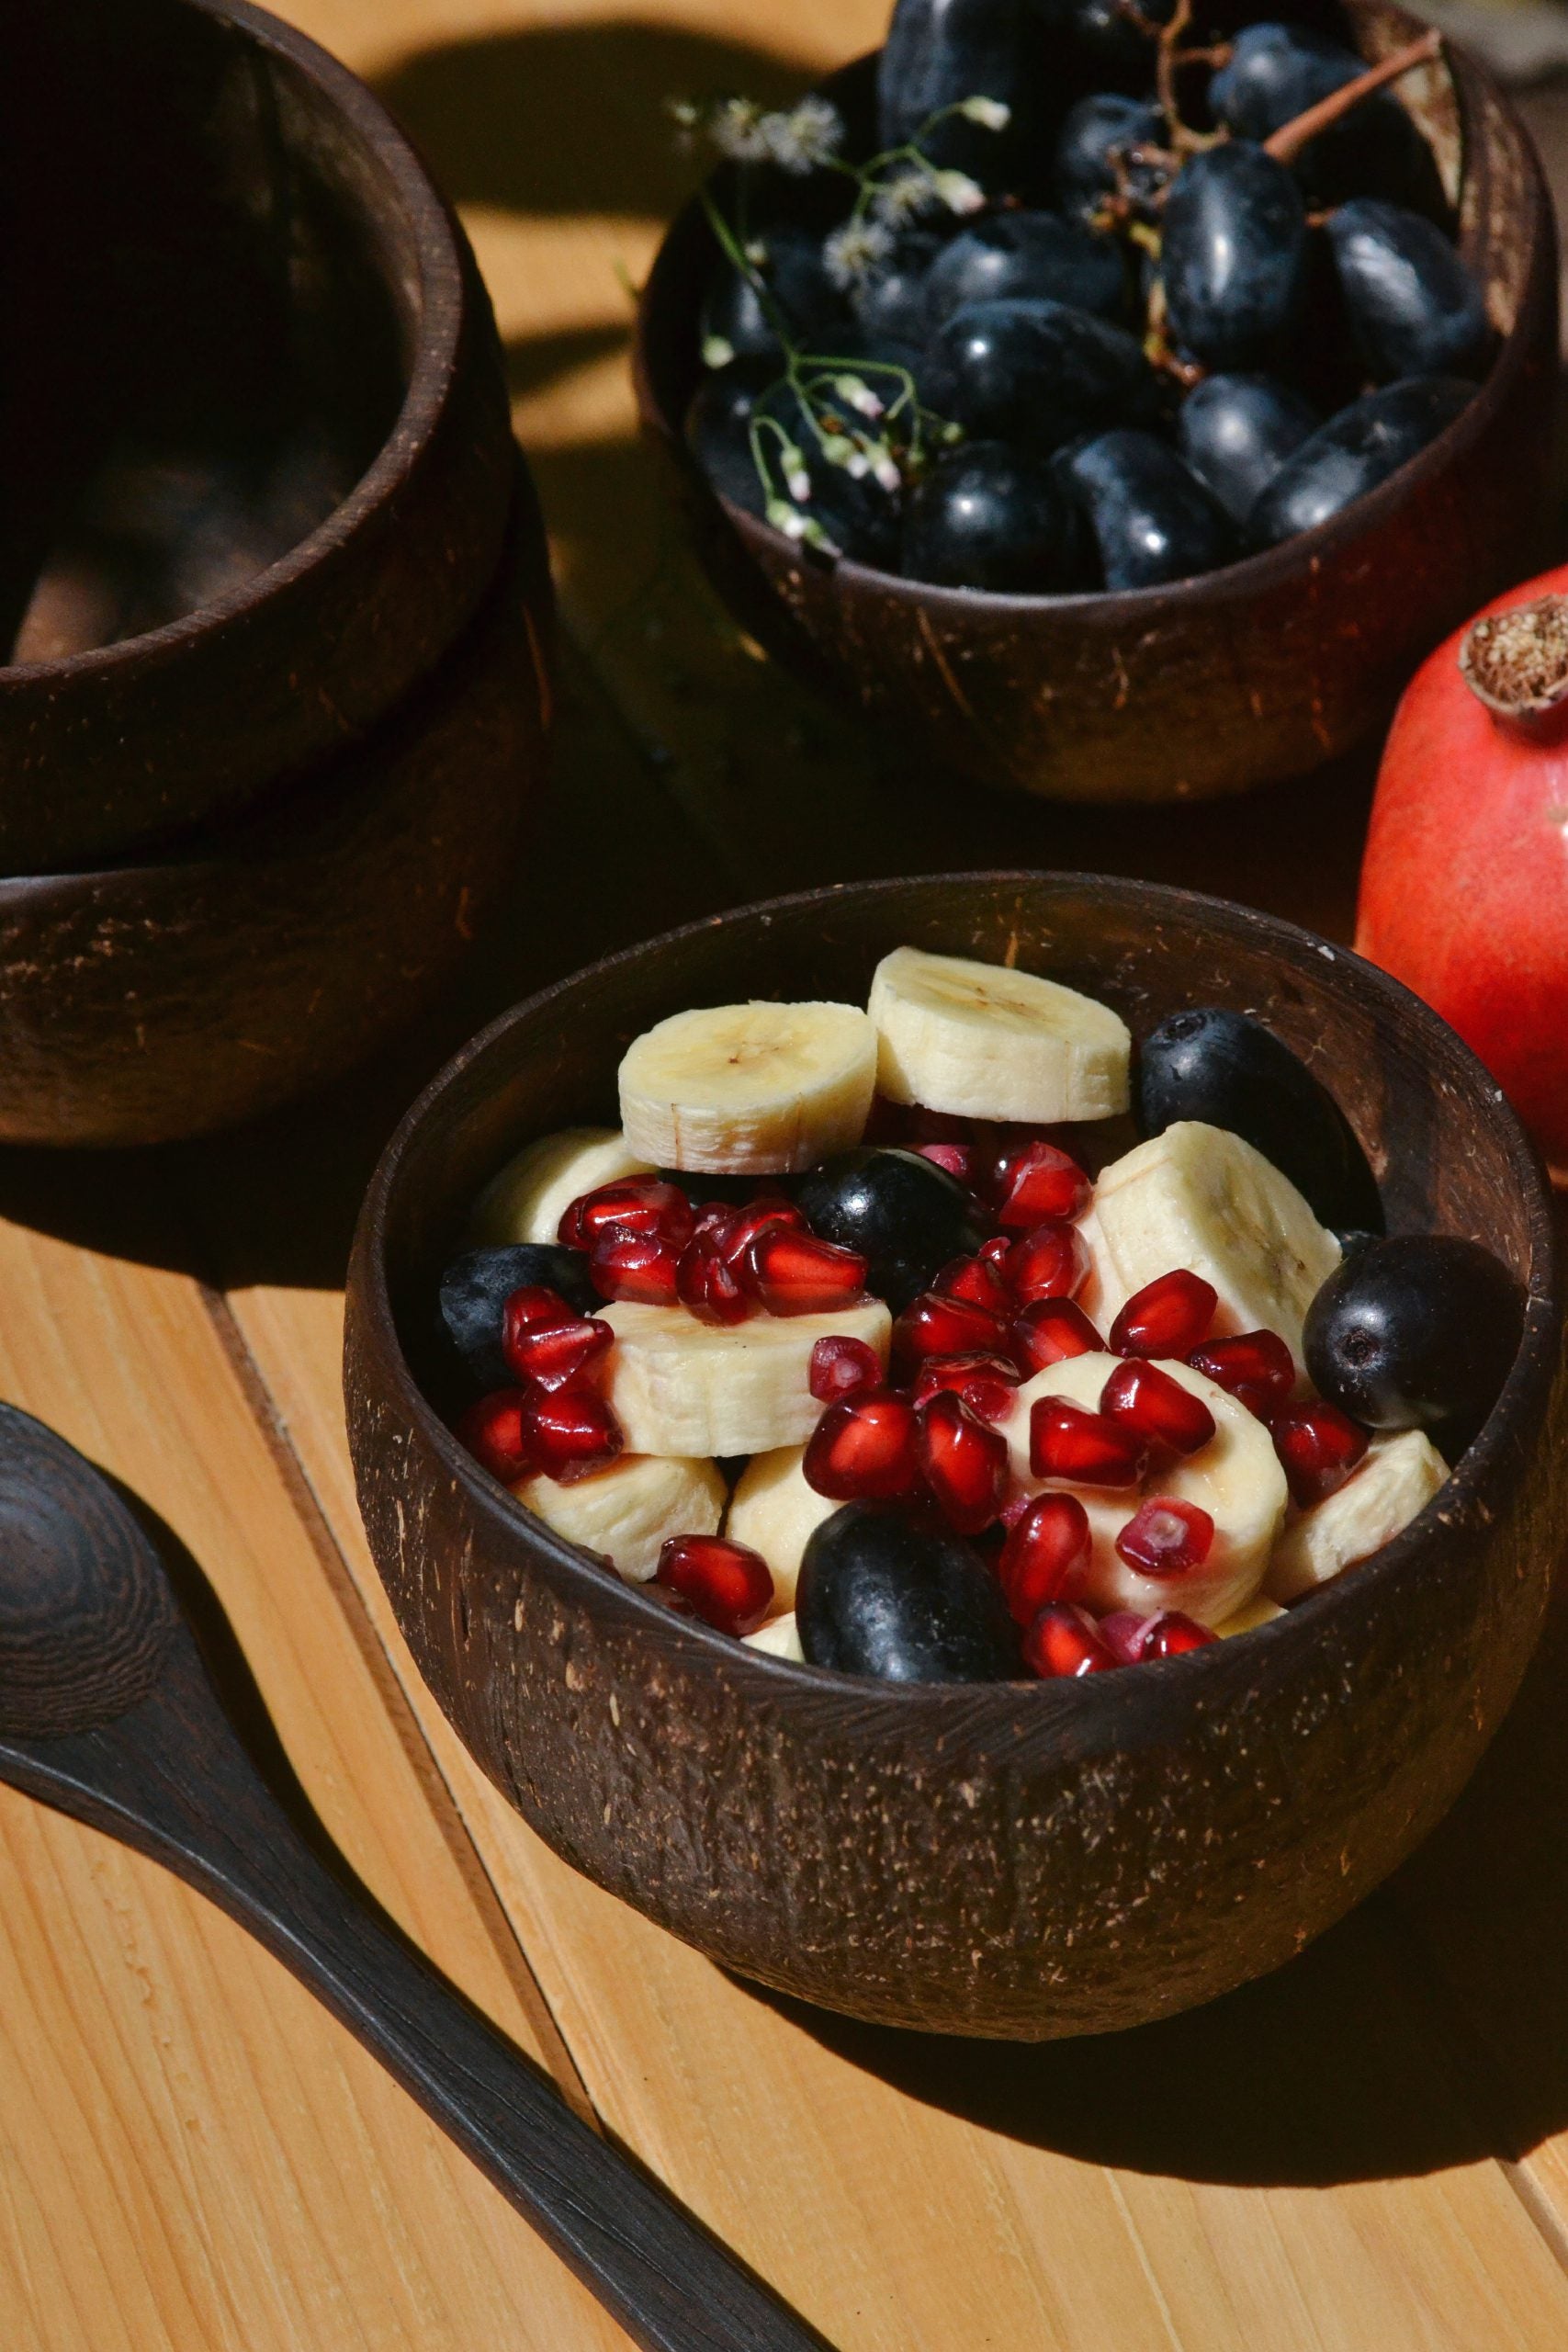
(1262, 30), (1442, 166)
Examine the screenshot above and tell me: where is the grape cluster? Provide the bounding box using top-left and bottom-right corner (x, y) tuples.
(680, 0), (1490, 594)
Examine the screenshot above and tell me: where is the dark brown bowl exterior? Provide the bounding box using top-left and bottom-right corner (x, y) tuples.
(344, 876), (1567, 2039)
(0, 0), (515, 871)
(634, 6), (1559, 804)
(0, 479), (550, 1148)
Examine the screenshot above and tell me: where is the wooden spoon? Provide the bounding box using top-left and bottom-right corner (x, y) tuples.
(0, 1403), (828, 2352)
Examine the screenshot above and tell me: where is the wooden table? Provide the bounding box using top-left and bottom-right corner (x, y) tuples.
(7, 2), (1568, 2345)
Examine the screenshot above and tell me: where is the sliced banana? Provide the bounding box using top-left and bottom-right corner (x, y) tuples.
(998, 1351), (1287, 1626)
(512, 1452), (727, 1583)
(1073, 1204), (1129, 1338)
(867, 944), (1131, 1123)
(1266, 1430), (1447, 1603)
(601, 1298), (891, 1457)
(726, 1444), (839, 1608)
(617, 1001), (877, 1174)
(470, 1126), (653, 1248)
(1092, 1120), (1340, 1363)
(743, 1611), (806, 1661)
(1214, 1595), (1285, 1637)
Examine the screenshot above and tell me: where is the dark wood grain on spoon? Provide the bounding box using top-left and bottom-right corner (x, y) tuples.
(0, 1404), (829, 2352)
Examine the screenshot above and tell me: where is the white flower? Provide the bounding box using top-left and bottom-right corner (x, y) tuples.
(818, 432), (868, 476)
(708, 97), (774, 164)
(931, 169), (987, 215)
(701, 334), (736, 369)
(766, 498), (840, 555)
(822, 216), (895, 290)
(871, 166), (941, 226)
(761, 96), (844, 174)
(867, 445), (903, 492)
(959, 96), (1011, 131)
(775, 439), (812, 502)
(833, 373), (885, 420)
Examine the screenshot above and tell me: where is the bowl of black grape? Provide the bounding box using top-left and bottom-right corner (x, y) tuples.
(634, 0), (1557, 803)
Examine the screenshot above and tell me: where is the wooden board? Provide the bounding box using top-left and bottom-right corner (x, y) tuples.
(6, 0), (1568, 2346)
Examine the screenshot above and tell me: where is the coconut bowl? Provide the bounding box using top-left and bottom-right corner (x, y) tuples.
(634, 3), (1558, 805)
(344, 875), (1567, 2040)
(0, 0), (515, 870)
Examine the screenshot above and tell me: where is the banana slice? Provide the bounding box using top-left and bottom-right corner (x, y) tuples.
(1266, 1430), (1447, 1603)
(617, 1001), (877, 1174)
(867, 945), (1131, 1123)
(726, 1444), (839, 1608)
(1073, 1204), (1129, 1337)
(998, 1351), (1287, 1625)
(601, 1299), (891, 1457)
(470, 1126), (653, 1248)
(1214, 1595), (1285, 1637)
(512, 1452), (727, 1583)
(1092, 1120), (1340, 1363)
(743, 1611), (806, 1661)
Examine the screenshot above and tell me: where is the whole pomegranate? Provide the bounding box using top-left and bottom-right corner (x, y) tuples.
(1357, 568), (1568, 1178)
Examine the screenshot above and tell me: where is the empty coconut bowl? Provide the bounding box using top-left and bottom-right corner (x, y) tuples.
(344, 874), (1567, 2041)
(0, 0), (515, 870)
(634, 3), (1558, 805)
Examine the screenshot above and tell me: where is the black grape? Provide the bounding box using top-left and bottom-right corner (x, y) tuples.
(1325, 199), (1491, 381)
(1056, 429), (1233, 588)
(902, 440), (1085, 590)
(1247, 376), (1475, 548)
(1159, 142), (1308, 369)
(924, 209), (1130, 327)
(1177, 373), (1318, 524)
(921, 297), (1156, 447)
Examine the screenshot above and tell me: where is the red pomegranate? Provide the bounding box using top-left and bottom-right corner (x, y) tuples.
(1357, 570), (1568, 1177)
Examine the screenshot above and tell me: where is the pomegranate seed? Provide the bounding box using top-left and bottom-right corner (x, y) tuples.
(1023, 1601), (1118, 1678)
(522, 1385), (623, 1482)
(933, 1251), (1012, 1314)
(985, 1140), (1091, 1229)
(1115, 1497), (1214, 1575)
(502, 1283), (574, 1334)
(502, 1308), (613, 1392)
(1013, 1297), (1103, 1372)
(558, 1175), (694, 1251)
(997, 1493), (1092, 1624)
(1006, 1220), (1089, 1304)
(1100, 1359), (1215, 1455)
(1139, 1610), (1217, 1657)
(1098, 1611), (1149, 1665)
(917, 1392), (1009, 1533)
(746, 1226), (867, 1315)
(916, 1142), (977, 1185)
(454, 1390), (536, 1483)
(676, 1228), (752, 1325)
(1272, 1398), (1369, 1506)
(909, 1352), (1019, 1423)
(1189, 1329), (1296, 1419)
(656, 1533), (773, 1634)
(809, 1334), (883, 1403)
(804, 1392), (921, 1500)
(1110, 1269), (1217, 1358)
(892, 1290), (1011, 1374)
(590, 1229), (681, 1306)
(1030, 1398), (1146, 1487)
(710, 1197), (805, 1264)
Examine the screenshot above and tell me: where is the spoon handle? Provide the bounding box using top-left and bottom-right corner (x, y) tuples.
(0, 1630), (829, 2352)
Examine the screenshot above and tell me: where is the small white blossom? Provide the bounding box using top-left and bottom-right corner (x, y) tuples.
(833, 373), (885, 420)
(708, 97), (774, 164)
(959, 96), (1011, 130)
(822, 216), (895, 290)
(820, 432), (868, 476)
(742, 237), (768, 266)
(766, 498), (840, 554)
(931, 169), (987, 215)
(871, 166), (941, 226)
(761, 96), (844, 173)
(776, 439), (811, 502)
(701, 334), (736, 369)
(868, 445), (903, 492)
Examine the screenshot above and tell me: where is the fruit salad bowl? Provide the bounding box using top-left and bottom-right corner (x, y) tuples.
(633, 2), (1557, 804)
(344, 875), (1565, 2038)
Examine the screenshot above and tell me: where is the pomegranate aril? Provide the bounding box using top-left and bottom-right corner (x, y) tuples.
(656, 1533), (774, 1635)
(1111, 1268), (1218, 1358)
(985, 1139), (1091, 1229)
(1023, 1601), (1119, 1678)
(809, 1334), (883, 1403)
(1013, 1297), (1102, 1372)
(1115, 1496), (1215, 1576)
(589, 1229), (681, 1306)
(502, 1309), (613, 1392)
(1272, 1397), (1369, 1506)
(933, 1251), (1012, 1315)
(892, 1290), (1010, 1374)
(1100, 1358), (1215, 1455)
(916, 1142), (977, 1186)
(522, 1385), (623, 1482)
(1030, 1397), (1146, 1487)
(917, 1391), (1009, 1534)
(909, 1351), (1019, 1423)
(1189, 1329), (1295, 1419)
(454, 1390), (536, 1483)
(804, 1392), (921, 1500)
(709, 1198), (804, 1269)
(1006, 1220), (1089, 1304)
(1098, 1610), (1149, 1665)
(746, 1225), (868, 1315)
(998, 1492), (1092, 1625)
(558, 1175), (694, 1251)
(676, 1229), (751, 1325)
(1139, 1610), (1217, 1658)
